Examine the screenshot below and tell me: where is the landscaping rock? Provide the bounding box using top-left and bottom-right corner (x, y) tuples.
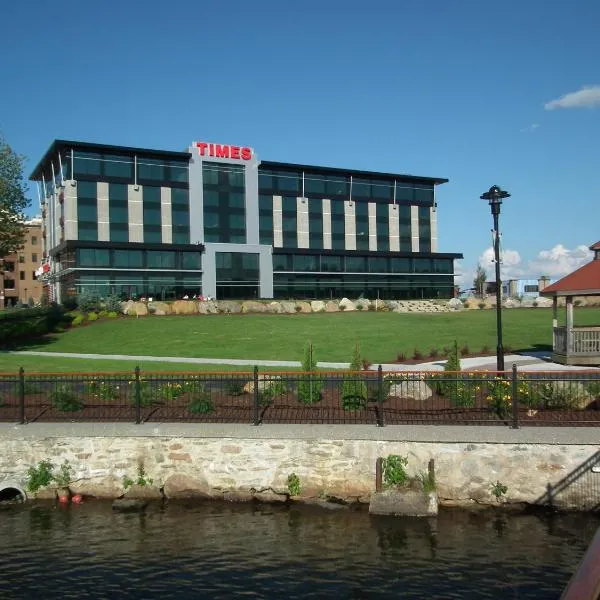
(369, 489), (438, 517)
(388, 379), (433, 401)
(243, 376), (282, 394)
(503, 298), (521, 308)
(171, 300), (198, 315)
(311, 300), (326, 312)
(223, 491), (254, 503)
(339, 297), (356, 311)
(280, 301), (298, 314)
(218, 301), (242, 314)
(253, 490), (288, 504)
(447, 298), (463, 310)
(147, 301), (171, 316)
(296, 301), (311, 313)
(356, 299), (371, 311)
(121, 300), (134, 315)
(124, 484), (163, 500)
(242, 301), (267, 313)
(535, 296), (553, 308)
(265, 302), (283, 313)
(197, 301), (219, 314)
(112, 498), (149, 512)
(163, 474), (217, 499)
(324, 301), (339, 312)
(129, 302), (148, 316)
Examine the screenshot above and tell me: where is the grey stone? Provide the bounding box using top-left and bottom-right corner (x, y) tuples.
(162, 474), (215, 499)
(280, 301), (298, 314)
(112, 498), (149, 512)
(242, 301), (267, 313)
(311, 300), (326, 313)
(147, 301), (171, 316)
(218, 301), (242, 314)
(339, 298), (356, 311)
(265, 302), (283, 314)
(296, 301), (311, 314)
(171, 300), (197, 315)
(324, 301), (338, 312)
(197, 301), (219, 314)
(253, 490), (287, 503)
(388, 379), (433, 401)
(301, 498), (349, 510)
(503, 298), (521, 308)
(124, 484), (163, 500)
(369, 489), (438, 517)
(447, 298), (463, 310)
(223, 491), (254, 503)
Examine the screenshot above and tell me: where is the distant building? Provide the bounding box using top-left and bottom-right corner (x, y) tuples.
(484, 276), (557, 298)
(0, 218), (43, 308)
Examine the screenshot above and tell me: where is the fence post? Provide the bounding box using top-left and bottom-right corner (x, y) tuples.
(376, 365), (385, 427)
(252, 366), (260, 426)
(375, 457), (383, 492)
(18, 367), (25, 425)
(511, 363), (519, 429)
(134, 366), (141, 425)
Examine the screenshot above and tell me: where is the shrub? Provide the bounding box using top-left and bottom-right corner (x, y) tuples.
(341, 343), (368, 410)
(587, 381), (600, 398)
(339, 304), (346, 311)
(104, 294), (122, 313)
(258, 378), (287, 407)
(87, 312), (99, 322)
(536, 381), (593, 410)
(413, 349), (423, 360)
(368, 304), (376, 311)
(188, 388), (214, 414)
(226, 380), (245, 396)
(460, 344), (470, 357)
(98, 310), (108, 319)
(478, 302), (486, 309)
(128, 378), (159, 407)
(294, 305), (302, 313)
(429, 348), (439, 359)
(61, 296), (78, 311)
(54, 460), (73, 488)
(417, 469), (436, 493)
(362, 358), (372, 370)
(491, 480), (507, 500)
(71, 314), (85, 327)
(0, 305), (68, 345)
(486, 376), (512, 418)
(356, 304), (364, 311)
(86, 379), (119, 401)
(123, 463), (153, 490)
(107, 311), (118, 319)
(157, 382), (185, 402)
(382, 455), (408, 488)
(26, 460), (54, 493)
(396, 352), (407, 362)
(297, 343), (322, 404)
(481, 345), (491, 355)
(77, 290), (101, 313)
(51, 384), (83, 412)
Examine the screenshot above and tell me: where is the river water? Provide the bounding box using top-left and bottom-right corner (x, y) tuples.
(0, 501), (598, 599)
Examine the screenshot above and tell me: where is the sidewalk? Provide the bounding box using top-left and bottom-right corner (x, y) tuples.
(11, 350), (600, 372)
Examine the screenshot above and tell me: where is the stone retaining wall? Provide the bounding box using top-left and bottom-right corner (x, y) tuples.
(2, 435), (598, 510)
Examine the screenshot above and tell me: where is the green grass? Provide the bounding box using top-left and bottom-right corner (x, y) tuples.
(9, 308), (600, 369)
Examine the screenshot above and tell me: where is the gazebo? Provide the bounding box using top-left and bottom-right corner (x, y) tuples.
(540, 241), (600, 366)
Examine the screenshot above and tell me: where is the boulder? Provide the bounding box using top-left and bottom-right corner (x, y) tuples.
(197, 301), (219, 314)
(131, 302), (148, 316)
(243, 376), (282, 394)
(218, 301), (242, 314)
(163, 474), (216, 500)
(147, 301), (171, 315)
(171, 300), (198, 315)
(253, 490), (288, 504)
(311, 300), (326, 313)
(265, 302), (283, 313)
(447, 298), (463, 310)
(339, 298), (356, 311)
(124, 484), (163, 500)
(324, 301), (339, 313)
(388, 379), (433, 401)
(121, 300), (134, 315)
(534, 296), (553, 308)
(503, 298), (520, 308)
(112, 498), (149, 512)
(223, 491), (254, 503)
(296, 301), (311, 314)
(369, 489), (437, 517)
(280, 301), (298, 314)
(355, 299), (371, 311)
(241, 301), (267, 313)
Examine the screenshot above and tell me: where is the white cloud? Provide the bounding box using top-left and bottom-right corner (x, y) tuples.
(544, 85), (600, 110)
(520, 123), (540, 133)
(528, 244), (592, 277)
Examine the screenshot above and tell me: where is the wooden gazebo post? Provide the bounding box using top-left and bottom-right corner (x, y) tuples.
(566, 295), (574, 355)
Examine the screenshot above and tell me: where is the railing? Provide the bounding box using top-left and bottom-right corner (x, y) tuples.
(1, 366), (599, 427)
(554, 326), (600, 356)
(561, 526), (600, 600)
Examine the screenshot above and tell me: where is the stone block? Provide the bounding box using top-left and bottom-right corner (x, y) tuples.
(265, 302), (283, 313)
(447, 298), (463, 310)
(147, 301), (171, 315)
(280, 301), (298, 314)
(369, 489), (438, 517)
(162, 474), (214, 499)
(242, 301), (267, 313)
(218, 301), (242, 314)
(253, 490), (287, 503)
(388, 379), (433, 401)
(324, 301), (338, 312)
(124, 484), (163, 500)
(311, 300), (326, 312)
(171, 300), (198, 315)
(197, 300), (219, 314)
(339, 298), (356, 311)
(296, 301), (311, 313)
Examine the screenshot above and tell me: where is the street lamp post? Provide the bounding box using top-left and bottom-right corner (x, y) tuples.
(480, 185), (511, 371)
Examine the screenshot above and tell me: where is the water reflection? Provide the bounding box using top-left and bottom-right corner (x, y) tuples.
(0, 501), (598, 599)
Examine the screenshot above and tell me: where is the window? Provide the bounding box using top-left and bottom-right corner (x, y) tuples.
(355, 202), (369, 251)
(346, 256), (366, 272)
(376, 203), (389, 252)
(293, 255), (318, 272)
(147, 251), (176, 269)
(19, 271), (25, 280)
(143, 186), (162, 243)
(77, 249), (110, 268)
(138, 158), (165, 181)
(104, 155), (133, 179)
(418, 206), (431, 253)
(3, 279), (15, 289)
(77, 180), (98, 241)
(32, 271), (36, 280)
(31, 236), (38, 245)
(182, 252), (201, 270)
(4, 262), (15, 272)
(18, 256), (24, 263)
(114, 250), (143, 268)
(31, 253), (37, 263)
(524, 285), (538, 293)
(321, 255), (342, 272)
(73, 152), (102, 177)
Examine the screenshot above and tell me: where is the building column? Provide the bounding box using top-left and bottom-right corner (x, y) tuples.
(410, 205), (419, 252)
(63, 180), (78, 241)
(97, 182), (110, 241)
(552, 296), (558, 329)
(128, 184), (144, 242)
(322, 199), (332, 249)
(388, 205), (399, 251)
(296, 197), (309, 248)
(273, 195), (283, 247)
(430, 206), (438, 252)
(368, 202), (377, 251)
(344, 200), (356, 250)
(161, 187), (172, 244)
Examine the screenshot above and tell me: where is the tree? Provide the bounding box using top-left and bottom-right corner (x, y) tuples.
(341, 342), (368, 410)
(297, 342), (322, 404)
(473, 264), (487, 299)
(0, 134), (29, 258)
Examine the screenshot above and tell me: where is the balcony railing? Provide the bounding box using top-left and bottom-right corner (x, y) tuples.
(554, 326), (600, 356)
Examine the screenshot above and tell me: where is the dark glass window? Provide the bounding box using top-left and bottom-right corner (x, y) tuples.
(308, 198), (323, 249)
(109, 183), (128, 243)
(326, 176), (349, 197)
(398, 205), (412, 251)
(434, 259), (452, 274)
(138, 158), (165, 181)
(182, 252), (201, 269)
(73, 152), (102, 177)
(414, 258), (432, 273)
(355, 202), (369, 251)
(104, 155), (133, 179)
(419, 206), (431, 253)
(203, 162), (246, 243)
(346, 256), (366, 272)
(293, 255), (318, 272)
(321, 255), (342, 272)
(396, 182), (414, 202)
(216, 252), (259, 281)
(31, 253), (38, 263)
(414, 184), (434, 204)
(281, 196), (297, 248)
(147, 251), (176, 269)
(391, 258), (410, 273)
(77, 181), (98, 241)
(114, 250), (143, 268)
(304, 173), (326, 195)
(369, 257), (388, 273)
(19, 271), (25, 280)
(259, 194), (273, 245)
(372, 179), (392, 200)
(77, 249), (110, 267)
(330, 200), (345, 250)
(273, 254), (291, 271)
(168, 160), (189, 184)
(376, 203), (389, 252)
(274, 172), (300, 193)
(352, 178), (370, 199)
(143, 186), (162, 243)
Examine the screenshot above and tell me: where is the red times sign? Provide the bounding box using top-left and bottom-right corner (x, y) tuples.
(195, 142), (252, 160)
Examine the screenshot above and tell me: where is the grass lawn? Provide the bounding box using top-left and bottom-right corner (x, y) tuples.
(7, 307), (600, 370)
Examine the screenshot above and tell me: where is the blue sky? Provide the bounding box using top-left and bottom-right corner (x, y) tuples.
(2, 0), (599, 286)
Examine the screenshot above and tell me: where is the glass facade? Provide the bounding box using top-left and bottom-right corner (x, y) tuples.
(203, 162), (246, 243)
(77, 181), (98, 241)
(143, 186), (162, 243)
(215, 252), (259, 299)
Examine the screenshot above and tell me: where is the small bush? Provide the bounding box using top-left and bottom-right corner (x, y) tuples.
(417, 469), (436, 493)
(362, 358), (372, 370)
(587, 381), (600, 398)
(412, 349), (423, 360)
(429, 348), (439, 359)
(54, 460), (73, 488)
(341, 343), (368, 410)
(478, 302), (486, 309)
(356, 304), (364, 311)
(98, 310), (108, 319)
(107, 311), (118, 319)
(77, 290), (101, 313)
(297, 344), (322, 404)
(287, 473), (301, 496)
(86, 379), (119, 401)
(71, 314), (85, 327)
(26, 460), (54, 493)
(104, 294), (122, 313)
(339, 304), (346, 311)
(396, 352), (407, 362)
(61, 296), (78, 311)
(226, 381), (245, 396)
(258, 379), (287, 407)
(51, 384), (83, 412)
(368, 304), (376, 312)
(491, 480), (507, 500)
(87, 312), (98, 322)
(481, 345), (491, 355)
(460, 344), (470, 357)
(382, 455), (408, 488)
(188, 384), (214, 414)
(295, 305), (302, 313)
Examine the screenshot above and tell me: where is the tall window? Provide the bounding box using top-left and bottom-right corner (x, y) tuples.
(376, 203), (389, 251)
(171, 188), (190, 244)
(281, 196), (297, 248)
(259, 194), (273, 245)
(398, 206), (411, 251)
(203, 162), (246, 243)
(419, 206), (431, 252)
(109, 183), (129, 242)
(331, 200), (345, 250)
(77, 181), (98, 241)
(355, 202), (369, 251)
(143, 186), (162, 243)
(308, 198), (323, 249)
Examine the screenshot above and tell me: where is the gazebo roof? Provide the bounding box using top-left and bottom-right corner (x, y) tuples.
(541, 240), (600, 297)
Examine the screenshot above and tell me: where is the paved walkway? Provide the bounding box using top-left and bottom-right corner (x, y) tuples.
(10, 350), (600, 371)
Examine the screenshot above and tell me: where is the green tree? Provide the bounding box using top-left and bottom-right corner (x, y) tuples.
(473, 264), (487, 299)
(341, 342), (368, 410)
(297, 343), (322, 404)
(0, 134), (29, 258)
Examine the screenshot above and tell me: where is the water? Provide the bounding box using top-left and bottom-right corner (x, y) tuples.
(0, 501), (598, 599)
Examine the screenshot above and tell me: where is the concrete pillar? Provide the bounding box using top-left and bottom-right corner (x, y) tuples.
(410, 205), (419, 252)
(368, 202), (377, 251)
(296, 197), (309, 248)
(128, 185), (143, 243)
(63, 180), (78, 241)
(430, 206), (438, 252)
(97, 182), (110, 241)
(552, 296), (558, 329)
(273, 195), (283, 247)
(344, 200), (356, 250)
(161, 187), (172, 244)
(566, 295), (574, 354)
(322, 199), (332, 249)
(388, 205), (399, 251)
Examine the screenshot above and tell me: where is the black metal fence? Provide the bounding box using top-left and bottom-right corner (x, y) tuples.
(0, 366), (599, 427)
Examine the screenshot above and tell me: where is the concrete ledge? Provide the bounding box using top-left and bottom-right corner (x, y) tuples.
(369, 489), (438, 517)
(0, 423), (599, 444)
